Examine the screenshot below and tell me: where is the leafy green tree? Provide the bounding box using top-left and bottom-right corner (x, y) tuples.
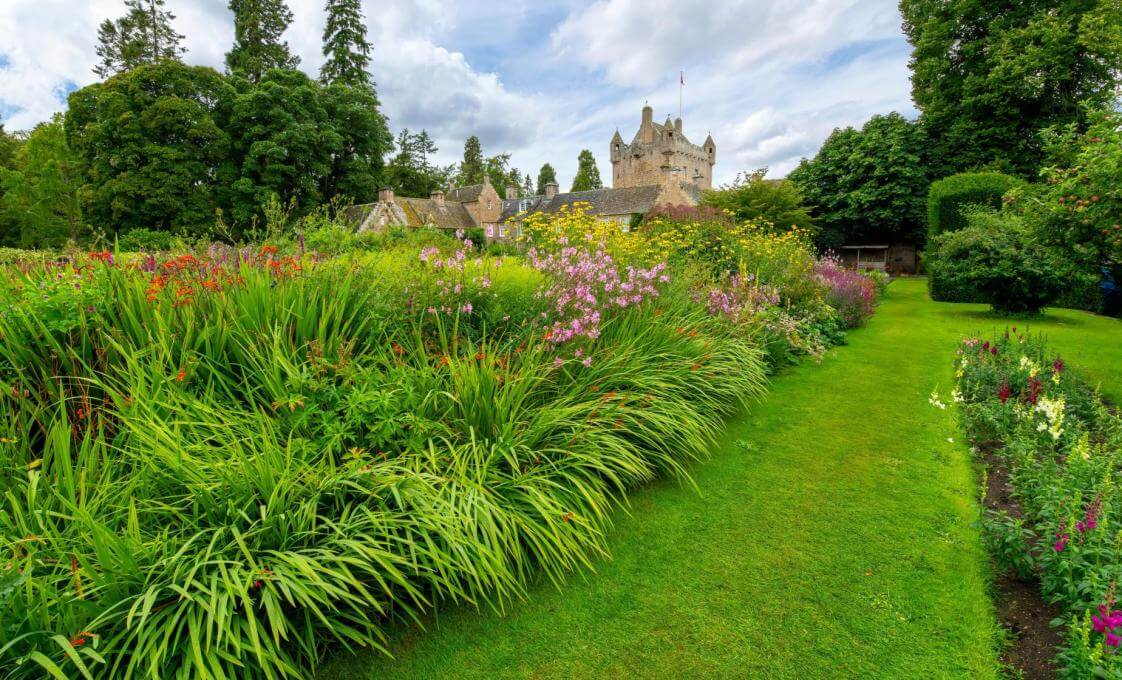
(320, 0), (373, 89)
(570, 149), (602, 191)
(536, 163), (557, 195)
(319, 82), (392, 204)
(0, 124), (19, 170)
(484, 153), (513, 189)
(0, 115), (83, 247)
(458, 136), (485, 185)
(789, 113), (932, 248)
(702, 169), (815, 235)
(94, 0), (186, 78)
(221, 69), (339, 227)
(65, 62), (233, 236)
(226, 0), (299, 84)
(1023, 108), (1122, 278)
(383, 129), (448, 197)
(900, 0), (1122, 177)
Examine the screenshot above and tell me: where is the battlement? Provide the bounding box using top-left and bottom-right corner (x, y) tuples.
(610, 104), (715, 191)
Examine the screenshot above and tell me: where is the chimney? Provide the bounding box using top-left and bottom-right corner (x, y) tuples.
(378, 186), (395, 204)
(544, 182), (559, 200)
(430, 189), (445, 207)
(674, 117), (683, 133)
(505, 186), (519, 200)
(642, 103), (653, 125)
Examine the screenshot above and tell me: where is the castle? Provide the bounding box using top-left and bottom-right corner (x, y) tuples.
(346, 104), (715, 239)
(611, 104), (716, 193)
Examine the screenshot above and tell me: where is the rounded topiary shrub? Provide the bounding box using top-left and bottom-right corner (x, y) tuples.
(927, 172), (1024, 239)
(926, 209), (1061, 313)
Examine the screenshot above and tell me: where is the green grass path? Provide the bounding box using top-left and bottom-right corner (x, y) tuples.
(324, 278), (1122, 679)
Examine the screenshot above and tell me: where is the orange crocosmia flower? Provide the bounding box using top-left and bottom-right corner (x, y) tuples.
(175, 369), (186, 382)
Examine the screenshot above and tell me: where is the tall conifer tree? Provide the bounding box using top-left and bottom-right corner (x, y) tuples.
(94, 0), (185, 78)
(536, 163), (557, 195)
(320, 0), (373, 88)
(570, 149), (602, 192)
(226, 0), (299, 83)
(458, 136), (485, 185)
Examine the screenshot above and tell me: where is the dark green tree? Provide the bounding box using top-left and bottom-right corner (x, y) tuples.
(536, 163), (557, 195)
(382, 129), (450, 197)
(900, 0), (1122, 177)
(458, 136), (485, 185)
(570, 149), (602, 191)
(319, 82), (392, 204)
(221, 69), (337, 226)
(702, 169), (816, 235)
(484, 153), (513, 189)
(320, 0), (373, 89)
(65, 62), (233, 236)
(226, 0), (299, 84)
(94, 0), (186, 78)
(788, 112), (932, 248)
(522, 173), (534, 198)
(0, 115), (83, 247)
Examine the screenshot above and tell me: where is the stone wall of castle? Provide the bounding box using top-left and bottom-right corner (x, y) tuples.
(610, 105), (715, 192)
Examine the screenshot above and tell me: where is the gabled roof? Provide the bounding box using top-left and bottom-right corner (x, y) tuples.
(446, 184), (484, 203)
(398, 197), (476, 230)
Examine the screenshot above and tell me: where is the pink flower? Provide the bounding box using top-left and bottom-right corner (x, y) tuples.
(581, 357), (593, 367)
(1107, 632), (1120, 648)
(460, 302), (473, 314)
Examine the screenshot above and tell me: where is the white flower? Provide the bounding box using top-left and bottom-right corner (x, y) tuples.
(951, 389), (964, 404)
(929, 390), (947, 410)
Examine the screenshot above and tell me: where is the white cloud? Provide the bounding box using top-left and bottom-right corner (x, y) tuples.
(0, 0), (917, 186)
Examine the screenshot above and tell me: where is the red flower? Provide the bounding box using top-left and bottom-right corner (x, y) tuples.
(175, 369), (187, 383)
(998, 382), (1012, 404)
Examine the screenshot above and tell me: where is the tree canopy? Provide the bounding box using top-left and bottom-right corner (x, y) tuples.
(536, 163), (557, 195)
(225, 0), (299, 83)
(384, 129), (450, 198)
(320, 0), (373, 89)
(900, 0), (1122, 178)
(789, 112), (932, 247)
(702, 169), (815, 236)
(458, 136), (485, 186)
(570, 150), (602, 192)
(94, 0), (186, 78)
(0, 116), (82, 248)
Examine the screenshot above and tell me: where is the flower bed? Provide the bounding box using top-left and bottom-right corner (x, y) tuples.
(0, 211), (883, 678)
(952, 331), (1122, 677)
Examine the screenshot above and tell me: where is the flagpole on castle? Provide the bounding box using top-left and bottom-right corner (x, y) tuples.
(678, 71), (684, 120)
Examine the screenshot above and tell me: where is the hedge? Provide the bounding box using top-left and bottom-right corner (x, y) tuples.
(927, 172), (1024, 238)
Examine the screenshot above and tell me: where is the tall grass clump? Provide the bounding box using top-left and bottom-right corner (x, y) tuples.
(0, 210), (873, 678)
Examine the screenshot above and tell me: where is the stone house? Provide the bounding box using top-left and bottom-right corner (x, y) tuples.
(344, 178), (502, 236)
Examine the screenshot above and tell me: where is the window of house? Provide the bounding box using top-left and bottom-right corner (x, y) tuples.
(620, 216), (631, 233)
(498, 224), (506, 238)
(486, 224), (494, 237)
(487, 200), (493, 210)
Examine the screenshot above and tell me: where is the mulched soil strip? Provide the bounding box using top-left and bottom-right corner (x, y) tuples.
(979, 445), (1063, 680)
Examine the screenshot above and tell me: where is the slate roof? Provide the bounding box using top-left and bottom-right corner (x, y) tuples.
(342, 197), (475, 232)
(398, 197), (476, 230)
(446, 184), (485, 203)
(499, 185), (665, 224)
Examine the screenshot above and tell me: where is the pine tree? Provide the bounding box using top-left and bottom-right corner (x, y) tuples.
(226, 0), (299, 84)
(458, 136), (485, 185)
(522, 174), (534, 197)
(536, 163), (557, 195)
(320, 0), (372, 88)
(570, 149), (602, 192)
(94, 0), (185, 78)
(414, 130), (437, 171)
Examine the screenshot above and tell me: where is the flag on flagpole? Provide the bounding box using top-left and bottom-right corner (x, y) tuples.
(680, 71), (684, 86)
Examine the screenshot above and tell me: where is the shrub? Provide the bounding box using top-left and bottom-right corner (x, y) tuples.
(117, 227), (176, 251)
(927, 171), (1024, 238)
(926, 210), (1061, 313)
(700, 169), (816, 237)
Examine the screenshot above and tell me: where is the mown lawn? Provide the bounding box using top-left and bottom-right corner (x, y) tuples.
(322, 278), (1122, 679)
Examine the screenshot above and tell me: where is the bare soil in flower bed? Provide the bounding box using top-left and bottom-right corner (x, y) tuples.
(980, 446), (1063, 679)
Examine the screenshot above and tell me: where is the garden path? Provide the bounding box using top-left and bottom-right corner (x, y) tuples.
(324, 278), (1122, 679)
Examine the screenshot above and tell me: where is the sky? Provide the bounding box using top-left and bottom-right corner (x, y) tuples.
(0, 0), (918, 187)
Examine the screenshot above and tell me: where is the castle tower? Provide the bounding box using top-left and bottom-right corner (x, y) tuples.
(610, 104), (715, 191)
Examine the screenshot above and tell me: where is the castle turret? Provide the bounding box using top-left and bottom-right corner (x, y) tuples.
(613, 103), (715, 191)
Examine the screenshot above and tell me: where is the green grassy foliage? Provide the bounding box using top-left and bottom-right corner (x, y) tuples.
(324, 277), (1122, 679)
